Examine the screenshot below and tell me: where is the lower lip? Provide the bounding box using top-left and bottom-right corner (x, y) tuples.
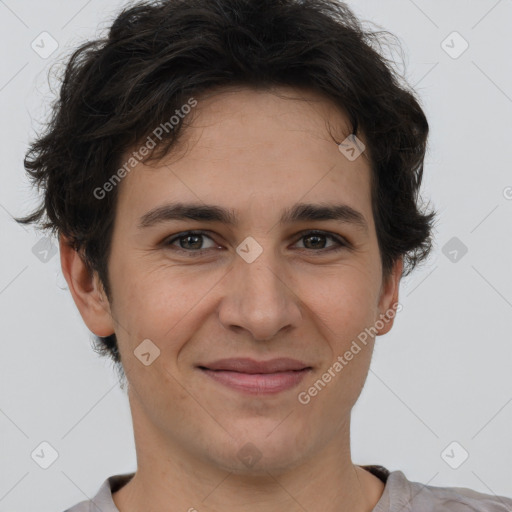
(199, 368), (311, 394)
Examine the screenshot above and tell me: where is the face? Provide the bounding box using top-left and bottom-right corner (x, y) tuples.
(72, 86), (401, 474)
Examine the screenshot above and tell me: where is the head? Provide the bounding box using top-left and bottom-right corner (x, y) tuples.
(17, 0), (436, 472)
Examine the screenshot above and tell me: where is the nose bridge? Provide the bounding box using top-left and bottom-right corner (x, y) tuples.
(219, 238), (301, 340)
(237, 241), (286, 311)
(240, 247), (282, 298)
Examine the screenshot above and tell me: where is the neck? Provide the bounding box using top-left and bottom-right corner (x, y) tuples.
(112, 391), (385, 512)
(114, 461), (383, 512)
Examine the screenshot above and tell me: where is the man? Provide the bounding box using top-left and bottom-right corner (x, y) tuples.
(16, 0), (512, 510)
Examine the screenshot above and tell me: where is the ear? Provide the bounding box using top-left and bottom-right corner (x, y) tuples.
(375, 256), (403, 336)
(59, 234), (115, 337)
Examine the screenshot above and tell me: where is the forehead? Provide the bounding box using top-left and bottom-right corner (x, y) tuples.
(115, 86), (374, 230)
(177, 85), (356, 159)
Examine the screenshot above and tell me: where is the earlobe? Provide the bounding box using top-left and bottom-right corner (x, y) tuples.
(59, 234), (115, 337)
(375, 257), (403, 336)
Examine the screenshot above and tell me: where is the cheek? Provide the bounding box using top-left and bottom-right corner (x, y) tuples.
(109, 261), (222, 353)
(297, 268), (379, 343)
(127, 352), (210, 445)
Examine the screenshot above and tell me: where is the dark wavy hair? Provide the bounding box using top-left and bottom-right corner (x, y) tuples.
(16, 0), (437, 383)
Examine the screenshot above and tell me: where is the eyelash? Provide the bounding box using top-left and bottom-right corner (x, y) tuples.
(163, 229), (349, 256)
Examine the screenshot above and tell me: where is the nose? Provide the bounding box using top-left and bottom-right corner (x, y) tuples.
(217, 245), (302, 341)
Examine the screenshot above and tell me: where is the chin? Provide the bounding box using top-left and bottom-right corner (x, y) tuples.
(209, 424), (313, 475)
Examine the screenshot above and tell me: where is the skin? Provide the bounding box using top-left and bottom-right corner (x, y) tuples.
(60, 85), (403, 512)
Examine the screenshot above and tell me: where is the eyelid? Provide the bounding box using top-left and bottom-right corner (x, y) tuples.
(293, 229), (348, 245)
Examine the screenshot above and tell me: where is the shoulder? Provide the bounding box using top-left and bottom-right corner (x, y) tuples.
(385, 469), (512, 512)
(61, 499), (91, 512)
(60, 473), (134, 512)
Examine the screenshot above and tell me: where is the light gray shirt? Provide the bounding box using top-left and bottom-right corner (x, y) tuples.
(62, 465), (512, 511)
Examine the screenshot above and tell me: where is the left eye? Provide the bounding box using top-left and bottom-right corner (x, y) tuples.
(294, 231), (346, 250)
(164, 230), (347, 254)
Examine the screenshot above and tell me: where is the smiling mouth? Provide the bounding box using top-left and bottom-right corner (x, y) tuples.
(196, 357), (313, 394)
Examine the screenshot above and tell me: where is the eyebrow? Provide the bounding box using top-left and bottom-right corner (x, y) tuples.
(138, 202), (369, 234)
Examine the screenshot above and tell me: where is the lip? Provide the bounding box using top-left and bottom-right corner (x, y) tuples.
(199, 357), (311, 373)
(198, 358), (312, 395)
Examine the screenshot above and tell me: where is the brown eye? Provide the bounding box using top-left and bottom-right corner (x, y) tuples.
(164, 231), (218, 253)
(294, 230), (348, 252)
(177, 234), (205, 250)
(302, 233), (328, 249)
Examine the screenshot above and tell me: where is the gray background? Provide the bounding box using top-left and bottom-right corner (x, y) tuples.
(1, 0), (511, 510)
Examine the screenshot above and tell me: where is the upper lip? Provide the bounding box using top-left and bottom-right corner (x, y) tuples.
(199, 357), (311, 374)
